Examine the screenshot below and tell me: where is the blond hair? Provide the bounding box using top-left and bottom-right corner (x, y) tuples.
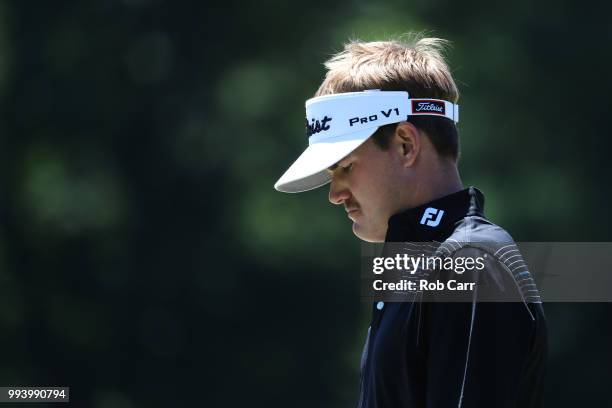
(315, 35), (460, 159)
(315, 35), (459, 102)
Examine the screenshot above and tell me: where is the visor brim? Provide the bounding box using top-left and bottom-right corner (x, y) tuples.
(274, 127), (376, 193)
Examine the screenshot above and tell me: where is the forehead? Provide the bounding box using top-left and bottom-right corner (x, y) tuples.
(347, 137), (376, 159)
(328, 138), (376, 170)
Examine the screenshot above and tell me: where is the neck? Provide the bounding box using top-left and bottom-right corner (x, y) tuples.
(404, 162), (464, 211)
(424, 164), (463, 202)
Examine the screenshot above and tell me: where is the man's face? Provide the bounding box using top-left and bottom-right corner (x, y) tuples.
(327, 137), (405, 242)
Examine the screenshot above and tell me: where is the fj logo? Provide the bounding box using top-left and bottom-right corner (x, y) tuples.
(420, 207), (444, 227)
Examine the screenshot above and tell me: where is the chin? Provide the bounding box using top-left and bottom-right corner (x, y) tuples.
(352, 222), (384, 243)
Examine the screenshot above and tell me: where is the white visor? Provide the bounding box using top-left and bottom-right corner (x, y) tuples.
(274, 90), (459, 193)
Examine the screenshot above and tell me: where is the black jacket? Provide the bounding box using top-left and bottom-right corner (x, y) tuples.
(358, 187), (547, 408)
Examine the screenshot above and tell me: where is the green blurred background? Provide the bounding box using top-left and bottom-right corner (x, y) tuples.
(0, 0), (611, 406)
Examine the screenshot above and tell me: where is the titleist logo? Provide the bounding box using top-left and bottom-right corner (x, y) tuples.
(412, 100), (445, 115)
(306, 116), (332, 137)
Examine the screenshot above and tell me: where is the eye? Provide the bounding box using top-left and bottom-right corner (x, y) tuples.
(342, 163), (354, 173)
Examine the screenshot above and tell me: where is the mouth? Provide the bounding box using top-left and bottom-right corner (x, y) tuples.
(346, 208), (361, 219)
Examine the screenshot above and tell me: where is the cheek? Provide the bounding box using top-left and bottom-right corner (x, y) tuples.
(349, 148), (396, 205)
(364, 165), (401, 213)
(354, 169), (390, 207)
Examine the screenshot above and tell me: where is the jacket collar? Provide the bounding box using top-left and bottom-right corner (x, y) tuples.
(385, 186), (485, 242)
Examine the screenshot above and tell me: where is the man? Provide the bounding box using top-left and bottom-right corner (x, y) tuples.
(274, 36), (547, 408)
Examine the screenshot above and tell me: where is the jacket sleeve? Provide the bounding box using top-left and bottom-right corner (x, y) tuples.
(423, 246), (542, 408)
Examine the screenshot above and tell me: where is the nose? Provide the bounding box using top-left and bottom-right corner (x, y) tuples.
(328, 177), (351, 205)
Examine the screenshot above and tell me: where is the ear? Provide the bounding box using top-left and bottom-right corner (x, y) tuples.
(391, 122), (421, 167)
